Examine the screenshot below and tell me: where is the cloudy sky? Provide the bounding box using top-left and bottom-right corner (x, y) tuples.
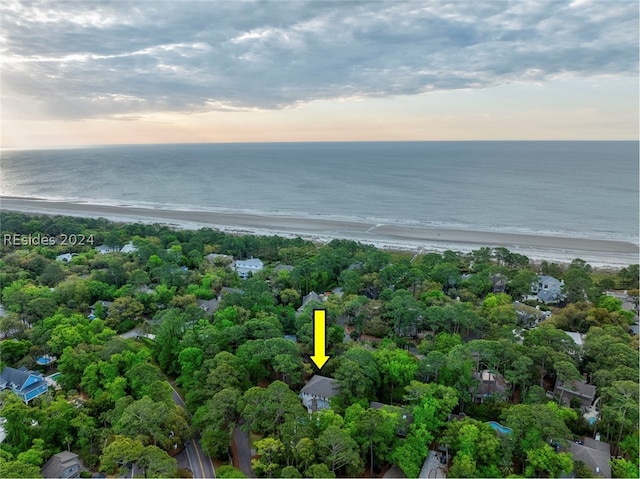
(1, 0), (638, 147)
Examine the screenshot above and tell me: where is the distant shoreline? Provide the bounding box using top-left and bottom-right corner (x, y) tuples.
(1, 196), (638, 268)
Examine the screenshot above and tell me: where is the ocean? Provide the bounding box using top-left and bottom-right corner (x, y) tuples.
(1, 141), (638, 245)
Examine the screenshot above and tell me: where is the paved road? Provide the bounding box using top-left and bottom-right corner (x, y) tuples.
(170, 383), (216, 479)
(232, 424), (255, 478)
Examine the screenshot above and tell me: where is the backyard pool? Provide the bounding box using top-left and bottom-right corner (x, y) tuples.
(487, 421), (513, 435)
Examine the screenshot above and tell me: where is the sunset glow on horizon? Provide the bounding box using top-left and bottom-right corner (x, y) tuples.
(1, 1), (638, 148)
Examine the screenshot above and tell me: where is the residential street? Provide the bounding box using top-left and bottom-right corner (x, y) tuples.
(170, 383), (217, 479)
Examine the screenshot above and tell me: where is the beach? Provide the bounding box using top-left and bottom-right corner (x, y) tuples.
(1, 196), (638, 268)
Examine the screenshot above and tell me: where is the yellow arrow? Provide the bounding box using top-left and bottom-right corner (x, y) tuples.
(311, 309), (330, 369)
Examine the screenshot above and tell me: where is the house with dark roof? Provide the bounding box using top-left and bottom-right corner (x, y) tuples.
(41, 451), (81, 478)
(569, 438), (611, 478)
(299, 375), (340, 413)
(197, 299), (219, 315)
(554, 379), (596, 411)
(492, 273), (507, 293)
(297, 291), (323, 313)
(471, 370), (508, 403)
(0, 366), (48, 403)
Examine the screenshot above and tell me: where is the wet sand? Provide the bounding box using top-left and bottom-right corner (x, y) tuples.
(1, 196), (638, 267)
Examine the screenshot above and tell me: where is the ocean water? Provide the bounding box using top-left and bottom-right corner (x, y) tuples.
(1, 141), (638, 244)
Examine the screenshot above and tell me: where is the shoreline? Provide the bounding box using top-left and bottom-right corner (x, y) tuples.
(1, 196), (638, 268)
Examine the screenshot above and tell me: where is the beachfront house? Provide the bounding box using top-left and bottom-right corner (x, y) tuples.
(235, 257), (264, 279)
(299, 375), (339, 413)
(0, 366), (48, 403)
(40, 451), (82, 478)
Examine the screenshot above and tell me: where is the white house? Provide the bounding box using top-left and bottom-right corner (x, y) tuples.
(55, 253), (76, 262)
(235, 257), (264, 279)
(120, 242), (138, 253)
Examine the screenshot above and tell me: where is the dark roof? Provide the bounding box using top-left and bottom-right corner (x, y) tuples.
(570, 440), (611, 477)
(298, 292), (322, 312)
(554, 380), (596, 407)
(197, 299), (219, 313)
(41, 451), (80, 478)
(274, 264), (294, 272)
(0, 366), (43, 390)
(300, 375), (339, 399)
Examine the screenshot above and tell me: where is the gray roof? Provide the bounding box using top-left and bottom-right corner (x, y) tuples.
(570, 439), (611, 477)
(41, 451), (80, 478)
(197, 299), (219, 313)
(274, 264), (294, 272)
(0, 366), (43, 390)
(536, 275), (564, 303)
(554, 380), (597, 408)
(298, 292), (322, 311)
(300, 375), (339, 400)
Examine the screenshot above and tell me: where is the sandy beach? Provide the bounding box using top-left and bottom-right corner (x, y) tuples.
(1, 196), (638, 267)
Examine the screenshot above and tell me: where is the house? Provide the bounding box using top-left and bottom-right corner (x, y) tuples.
(88, 301), (112, 319)
(492, 273), (507, 293)
(95, 245), (118, 254)
(472, 370), (507, 403)
(120, 242), (138, 253)
(0, 366), (48, 403)
(41, 451), (82, 478)
(205, 253), (235, 265)
(514, 301), (550, 328)
(569, 438), (611, 478)
(531, 275), (565, 304)
(299, 375), (340, 413)
(55, 253), (75, 263)
(297, 291), (323, 313)
(235, 257), (264, 279)
(274, 264), (294, 273)
(197, 299), (219, 315)
(554, 379), (596, 410)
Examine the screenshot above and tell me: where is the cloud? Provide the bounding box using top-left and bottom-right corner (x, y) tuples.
(1, 0), (637, 120)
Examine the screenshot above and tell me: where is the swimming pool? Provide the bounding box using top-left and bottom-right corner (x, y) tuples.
(48, 373), (61, 381)
(487, 421), (513, 435)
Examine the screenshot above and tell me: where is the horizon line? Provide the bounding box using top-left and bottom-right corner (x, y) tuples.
(2, 138), (637, 151)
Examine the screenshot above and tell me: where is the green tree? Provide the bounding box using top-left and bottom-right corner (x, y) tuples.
(525, 444), (573, 478)
(316, 426), (363, 475)
(346, 405), (399, 477)
(251, 437), (284, 478)
(194, 388), (241, 459)
(137, 445), (178, 478)
(100, 436), (144, 474)
(374, 346), (418, 403)
(114, 396), (189, 450)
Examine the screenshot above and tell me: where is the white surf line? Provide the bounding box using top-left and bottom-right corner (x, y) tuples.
(365, 223), (384, 233)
